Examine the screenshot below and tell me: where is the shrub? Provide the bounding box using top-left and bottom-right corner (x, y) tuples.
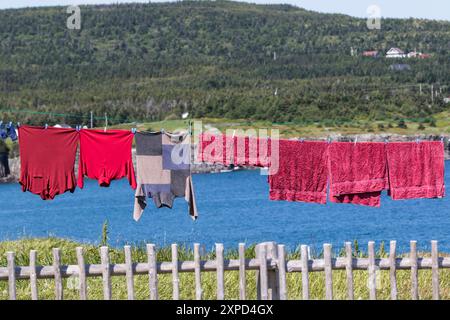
(397, 120), (408, 129)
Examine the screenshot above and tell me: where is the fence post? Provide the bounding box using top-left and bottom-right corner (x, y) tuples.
(216, 243), (225, 300)
(100, 246), (112, 300)
(389, 240), (397, 300)
(7, 252), (16, 300)
(76, 247), (87, 300)
(255, 242), (279, 300)
(323, 243), (333, 300)
(147, 244), (158, 300)
(410, 241), (419, 300)
(29, 250), (38, 300)
(124, 245), (135, 300)
(301, 245), (310, 300)
(53, 248), (63, 300)
(431, 240), (440, 300)
(238, 243), (246, 300)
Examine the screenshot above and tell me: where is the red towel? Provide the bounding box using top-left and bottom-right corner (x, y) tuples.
(386, 141), (445, 200)
(197, 132), (233, 165)
(77, 129), (137, 189)
(19, 125), (79, 200)
(328, 142), (388, 207)
(234, 136), (271, 167)
(269, 140), (328, 204)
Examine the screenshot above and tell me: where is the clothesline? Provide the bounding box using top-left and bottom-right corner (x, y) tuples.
(198, 132), (446, 208)
(2, 126), (447, 223)
(17, 125), (197, 222)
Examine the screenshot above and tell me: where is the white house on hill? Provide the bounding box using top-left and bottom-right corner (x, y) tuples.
(386, 48), (406, 58)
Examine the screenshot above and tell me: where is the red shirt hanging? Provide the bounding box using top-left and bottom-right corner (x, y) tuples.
(77, 129), (137, 189)
(19, 125), (79, 200)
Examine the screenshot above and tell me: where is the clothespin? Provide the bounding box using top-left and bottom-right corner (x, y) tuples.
(327, 136), (332, 144)
(354, 136), (358, 145)
(232, 130), (236, 139)
(299, 137), (304, 143)
(416, 137), (420, 144)
(45, 124), (48, 129)
(76, 125), (81, 132)
(384, 137), (389, 144)
(17, 122), (20, 128)
(161, 128), (165, 134)
(440, 136), (444, 143)
(131, 128), (137, 134)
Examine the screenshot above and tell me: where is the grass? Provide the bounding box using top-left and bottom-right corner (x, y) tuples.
(1, 238), (450, 300)
(109, 113), (450, 140)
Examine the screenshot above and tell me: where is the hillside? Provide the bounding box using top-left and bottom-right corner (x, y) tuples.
(0, 1), (449, 127)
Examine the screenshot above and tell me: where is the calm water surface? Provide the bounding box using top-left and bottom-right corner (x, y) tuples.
(1, 163), (449, 253)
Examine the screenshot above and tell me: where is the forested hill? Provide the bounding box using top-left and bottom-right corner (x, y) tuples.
(0, 1), (449, 126)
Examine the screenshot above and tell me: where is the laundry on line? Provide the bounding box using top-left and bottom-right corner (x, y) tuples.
(11, 125), (447, 220)
(197, 132), (446, 206)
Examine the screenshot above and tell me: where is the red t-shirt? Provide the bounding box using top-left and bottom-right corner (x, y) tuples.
(19, 126), (79, 200)
(77, 129), (137, 189)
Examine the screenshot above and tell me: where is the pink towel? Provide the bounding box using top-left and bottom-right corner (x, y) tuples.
(386, 141), (445, 200)
(198, 132), (234, 165)
(234, 136), (271, 167)
(328, 142), (388, 207)
(269, 140), (328, 204)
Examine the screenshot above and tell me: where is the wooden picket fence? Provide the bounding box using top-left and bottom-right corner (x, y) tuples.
(0, 240), (448, 300)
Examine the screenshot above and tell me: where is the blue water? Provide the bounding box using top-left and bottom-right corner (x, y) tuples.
(1, 164), (450, 253)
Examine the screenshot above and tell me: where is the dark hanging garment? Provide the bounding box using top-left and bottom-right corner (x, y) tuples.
(133, 131), (198, 221)
(0, 122), (7, 140)
(19, 126), (79, 200)
(0, 152), (9, 178)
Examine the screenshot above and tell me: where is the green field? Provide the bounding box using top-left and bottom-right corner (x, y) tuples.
(112, 112), (450, 138)
(1, 238), (449, 300)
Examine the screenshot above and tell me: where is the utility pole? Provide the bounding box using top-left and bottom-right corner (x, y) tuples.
(431, 84), (434, 104)
(90, 111), (93, 128)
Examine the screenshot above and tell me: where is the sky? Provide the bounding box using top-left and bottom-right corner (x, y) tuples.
(0, 0), (449, 21)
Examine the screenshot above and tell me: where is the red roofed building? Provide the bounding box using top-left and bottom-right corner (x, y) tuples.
(362, 50), (380, 58)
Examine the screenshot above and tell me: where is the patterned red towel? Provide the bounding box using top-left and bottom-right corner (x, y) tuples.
(197, 132), (234, 165)
(234, 136), (271, 167)
(386, 141), (445, 200)
(269, 140), (328, 204)
(328, 142), (388, 207)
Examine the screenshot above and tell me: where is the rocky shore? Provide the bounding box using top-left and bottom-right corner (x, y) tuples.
(2, 134), (449, 183)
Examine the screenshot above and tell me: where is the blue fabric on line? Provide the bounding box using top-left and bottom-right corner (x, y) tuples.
(6, 123), (17, 141)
